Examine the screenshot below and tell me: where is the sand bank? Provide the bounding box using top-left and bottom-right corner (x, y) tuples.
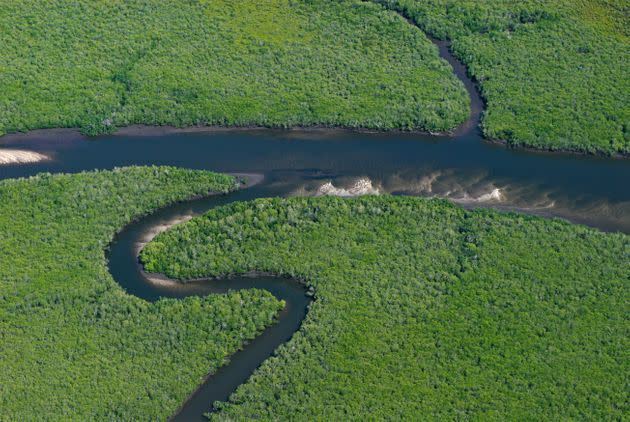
(0, 149), (49, 165)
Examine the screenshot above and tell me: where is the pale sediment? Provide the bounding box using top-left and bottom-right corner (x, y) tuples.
(133, 214), (194, 256)
(135, 172), (265, 278)
(315, 177), (381, 197)
(0, 149), (49, 165)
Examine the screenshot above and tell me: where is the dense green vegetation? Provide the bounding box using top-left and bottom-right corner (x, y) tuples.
(143, 196), (629, 420)
(0, 0), (468, 136)
(375, 0), (630, 154)
(0, 167), (284, 420)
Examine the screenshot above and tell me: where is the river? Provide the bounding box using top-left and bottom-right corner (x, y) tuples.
(0, 36), (628, 421)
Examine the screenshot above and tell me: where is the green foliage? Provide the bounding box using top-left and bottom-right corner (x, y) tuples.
(374, 0), (630, 154)
(80, 116), (116, 136)
(0, 0), (468, 134)
(0, 167), (284, 420)
(142, 196), (629, 420)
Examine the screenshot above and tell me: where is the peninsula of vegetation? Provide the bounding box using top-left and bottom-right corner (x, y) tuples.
(0, 167), (284, 420)
(143, 195), (629, 420)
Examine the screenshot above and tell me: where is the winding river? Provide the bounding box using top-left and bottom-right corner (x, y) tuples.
(1, 30), (629, 420)
(107, 176), (312, 421)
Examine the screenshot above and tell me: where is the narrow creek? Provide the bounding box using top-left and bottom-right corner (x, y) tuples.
(106, 179), (313, 421)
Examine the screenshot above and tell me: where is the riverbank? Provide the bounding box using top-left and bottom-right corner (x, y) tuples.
(133, 173), (264, 256)
(0, 123), (458, 144)
(484, 136), (630, 160)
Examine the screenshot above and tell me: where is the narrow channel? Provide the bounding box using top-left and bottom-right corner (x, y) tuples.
(107, 181), (313, 421)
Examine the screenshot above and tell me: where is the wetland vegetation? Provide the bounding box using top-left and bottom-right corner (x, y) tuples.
(375, 0), (630, 154)
(1, 1), (627, 156)
(1, 167), (627, 420)
(1, 0), (628, 419)
(143, 195), (629, 420)
(0, 167), (285, 420)
(0, 0), (468, 136)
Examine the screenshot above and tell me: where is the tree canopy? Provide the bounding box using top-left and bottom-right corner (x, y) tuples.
(0, 0), (468, 136)
(375, 0), (630, 154)
(143, 195), (629, 420)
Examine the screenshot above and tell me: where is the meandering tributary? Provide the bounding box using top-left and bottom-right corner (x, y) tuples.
(107, 174), (313, 421)
(1, 34), (628, 420)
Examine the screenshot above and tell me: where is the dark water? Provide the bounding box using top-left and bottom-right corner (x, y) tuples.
(107, 183), (312, 421)
(0, 36), (628, 421)
(1, 125), (629, 232)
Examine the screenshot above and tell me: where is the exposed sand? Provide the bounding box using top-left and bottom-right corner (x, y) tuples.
(133, 214), (194, 256)
(295, 174), (506, 203)
(134, 172), (265, 287)
(452, 187), (504, 204)
(0, 149), (49, 165)
(143, 270), (186, 288)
